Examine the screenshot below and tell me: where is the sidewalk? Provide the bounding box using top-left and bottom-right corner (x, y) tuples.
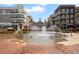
(60, 33), (79, 45)
(55, 33), (79, 53)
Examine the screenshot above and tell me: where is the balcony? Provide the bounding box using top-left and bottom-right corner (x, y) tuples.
(60, 16), (65, 19)
(11, 20), (24, 24)
(55, 17), (60, 20)
(75, 16), (79, 19)
(60, 12), (66, 14)
(75, 12), (79, 14)
(0, 13), (25, 16)
(75, 10), (79, 13)
(11, 17), (25, 20)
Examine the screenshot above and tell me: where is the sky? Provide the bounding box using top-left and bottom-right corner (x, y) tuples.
(0, 4), (59, 22)
(24, 4), (58, 22)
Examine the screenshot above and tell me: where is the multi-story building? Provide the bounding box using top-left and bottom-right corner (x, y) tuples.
(48, 5), (79, 31)
(0, 4), (27, 31)
(47, 14), (55, 28)
(26, 16), (32, 26)
(36, 18), (44, 28)
(24, 15), (33, 30)
(75, 6), (79, 30)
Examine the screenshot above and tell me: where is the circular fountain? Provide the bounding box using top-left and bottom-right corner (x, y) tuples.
(24, 26), (57, 45)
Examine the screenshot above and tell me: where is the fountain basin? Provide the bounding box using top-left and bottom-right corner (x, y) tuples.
(24, 31), (56, 45)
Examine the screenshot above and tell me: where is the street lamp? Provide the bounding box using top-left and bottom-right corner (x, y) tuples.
(65, 9), (68, 31)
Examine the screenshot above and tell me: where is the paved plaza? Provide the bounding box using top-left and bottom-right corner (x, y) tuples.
(0, 33), (79, 54)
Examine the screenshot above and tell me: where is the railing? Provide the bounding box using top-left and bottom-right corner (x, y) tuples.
(0, 13), (25, 15)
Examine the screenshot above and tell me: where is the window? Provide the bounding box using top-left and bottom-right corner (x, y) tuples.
(75, 9), (79, 13)
(75, 14), (79, 17)
(0, 9), (3, 13)
(5, 9), (9, 13)
(70, 19), (73, 23)
(61, 15), (65, 18)
(3, 9), (10, 13)
(11, 14), (24, 18)
(10, 9), (18, 13)
(66, 9), (69, 13)
(11, 14), (19, 18)
(70, 9), (73, 13)
(62, 9), (65, 13)
(66, 15), (69, 18)
(66, 19), (69, 24)
(70, 15), (73, 18)
(3, 10), (6, 14)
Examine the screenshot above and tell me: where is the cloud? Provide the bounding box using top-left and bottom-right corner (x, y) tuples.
(39, 4), (48, 6)
(25, 6), (45, 13)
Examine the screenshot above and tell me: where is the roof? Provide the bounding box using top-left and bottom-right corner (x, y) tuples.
(55, 5), (75, 12)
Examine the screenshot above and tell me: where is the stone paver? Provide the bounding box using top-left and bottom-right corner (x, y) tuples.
(55, 33), (79, 54)
(19, 43), (64, 54)
(0, 38), (63, 54)
(55, 43), (79, 54)
(0, 33), (79, 54)
(0, 39), (26, 54)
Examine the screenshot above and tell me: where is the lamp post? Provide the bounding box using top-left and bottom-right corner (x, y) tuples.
(59, 10), (60, 29)
(65, 9), (68, 31)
